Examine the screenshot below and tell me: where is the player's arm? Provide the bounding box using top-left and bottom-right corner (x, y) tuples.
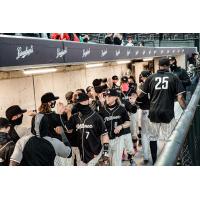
(175, 76), (187, 110)
(177, 94), (186, 110)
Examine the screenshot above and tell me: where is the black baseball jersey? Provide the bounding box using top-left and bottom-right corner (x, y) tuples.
(67, 110), (107, 163)
(140, 69), (185, 123)
(99, 103), (130, 139)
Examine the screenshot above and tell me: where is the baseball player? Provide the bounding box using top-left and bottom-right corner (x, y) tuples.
(169, 56), (191, 121)
(66, 93), (110, 166)
(136, 70), (152, 164)
(137, 57), (186, 164)
(99, 89), (135, 166)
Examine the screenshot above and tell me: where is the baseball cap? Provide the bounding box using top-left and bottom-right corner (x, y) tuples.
(159, 58), (170, 67)
(0, 117), (11, 129)
(106, 89), (119, 97)
(76, 93), (89, 103)
(6, 105), (27, 121)
(121, 76), (128, 83)
(169, 56), (176, 61)
(141, 70), (152, 78)
(112, 75), (119, 80)
(92, 79), (102, 87)
(41, 92), (59, 103)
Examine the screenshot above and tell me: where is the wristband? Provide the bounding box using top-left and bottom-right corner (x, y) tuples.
(102, 143), (109, 157)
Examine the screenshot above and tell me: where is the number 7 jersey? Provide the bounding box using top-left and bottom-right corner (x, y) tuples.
(140, 69), (185, 123)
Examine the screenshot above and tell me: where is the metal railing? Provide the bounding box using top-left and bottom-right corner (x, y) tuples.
(155, 80), (200, 166)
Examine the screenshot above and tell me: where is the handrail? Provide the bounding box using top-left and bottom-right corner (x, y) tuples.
(155, 80), (200, 166)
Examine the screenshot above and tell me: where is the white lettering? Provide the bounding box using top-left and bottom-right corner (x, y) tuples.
(104, 115), (121, 122)
(127, 49), (131, 56)
(101, 49), (108, 57)
(82, 48), (91, 58)
(56, 47), (67, 58)
(115, 49), (120, 57)
(16, 45), (34, 60)
(76, 124), (93, 129)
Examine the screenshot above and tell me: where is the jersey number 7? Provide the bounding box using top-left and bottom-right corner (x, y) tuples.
(155, 77), (169, 90)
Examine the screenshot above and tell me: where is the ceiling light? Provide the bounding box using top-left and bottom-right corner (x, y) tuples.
(85, 63), (104, 68)
(143, 58), (153, 62)
(116, 60), (131, 64)
(23, 68), (57, 75)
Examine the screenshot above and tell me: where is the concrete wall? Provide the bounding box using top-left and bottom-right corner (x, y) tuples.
(0, 64), (127, 127)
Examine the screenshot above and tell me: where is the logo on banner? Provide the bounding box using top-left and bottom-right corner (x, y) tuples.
(167, 50), (170, 54)
(149, 50), (151, 55)
(82, 48), (91, 58)
(172, 50), (175, 53)
(101, 49), (108, 57)
(154, 50), (157, 55)
(160, 50), (164, 54)
(135, 50), (139, 55)
(182, 49), (185, 53)
(143, 50), (146, 55)
(127, 49), (131, 56)
(16, 45), (34, 60)
(115, 49), (120, 57)
(56, 47), (67, 58)
(177, 49), (180, 53)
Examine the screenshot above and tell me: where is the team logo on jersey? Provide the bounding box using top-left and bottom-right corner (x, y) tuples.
(56, 47), (67, 58)
(104, 115), (121, 122)
(76, 123), (93, 129)
(82, 48), (91, 58)
(16, 45), (34, 60)
(101, 49), (108, 57)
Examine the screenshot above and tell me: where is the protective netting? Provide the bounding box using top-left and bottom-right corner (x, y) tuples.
(177, 106), (200, 166)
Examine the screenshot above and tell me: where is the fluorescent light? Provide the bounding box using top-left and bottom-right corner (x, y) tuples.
(143, 58), (153, 62)
(85, 63), (104, 68)
(23, 68), (57, 75)
(116, 60), (131, 64)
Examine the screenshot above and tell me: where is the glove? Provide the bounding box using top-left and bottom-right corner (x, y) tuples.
(96, 143), (110, 166)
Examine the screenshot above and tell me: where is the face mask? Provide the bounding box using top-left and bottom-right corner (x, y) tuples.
(12, 115), (23, 126)
(77, 103), (91, 115)
(50, 101), (56, 108)
(121, 83), (129, 92)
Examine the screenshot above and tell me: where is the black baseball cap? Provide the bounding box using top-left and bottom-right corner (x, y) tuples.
(106, 89), (119, 97)
(141, 70), (152, 78)
(6, 105), (27, 121)
(0, 117), (11, 129)
(92, 79), (102, 87)
(41, 92), (59, 103)
(112, 75), (119, 80)
(76, 93), (89, 103)
(169, 56), (176, 61)
(159, 58), (170, 67)
(121, 76), (128, 83)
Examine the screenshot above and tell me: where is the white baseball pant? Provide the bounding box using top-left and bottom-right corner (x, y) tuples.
(109, 136), (124, 166)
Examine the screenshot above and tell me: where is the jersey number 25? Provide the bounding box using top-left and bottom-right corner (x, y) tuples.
(155, 77), (169, 90)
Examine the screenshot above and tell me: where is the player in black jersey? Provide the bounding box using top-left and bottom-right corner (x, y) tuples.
(137, 57), (186, 164)
(66, 93), (109, 165)
(136, 70), (152, 164)
(99, 89), (134, 166)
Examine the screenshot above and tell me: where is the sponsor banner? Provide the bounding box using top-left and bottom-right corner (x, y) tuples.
(0, 36), (197, 68)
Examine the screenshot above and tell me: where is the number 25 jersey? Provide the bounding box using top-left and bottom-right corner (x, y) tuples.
(141, 69), (185, 123)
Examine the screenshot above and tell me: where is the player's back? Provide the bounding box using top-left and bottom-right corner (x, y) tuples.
(145, 69), (182, 123)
